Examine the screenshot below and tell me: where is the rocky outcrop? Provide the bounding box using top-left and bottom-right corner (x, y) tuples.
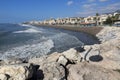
(0, 63), (34, 80)
(96, 27), (120, 42)
(0, 27), (120, 80)
(42, 62), (66, 80)
(67, 62), (120, 80)
(0, 74), (8, 80)
(86, 27), (120, 70)
(0, 58), (24, 65)
(62, 48), (81, 63)
(57, 55), (68, 66)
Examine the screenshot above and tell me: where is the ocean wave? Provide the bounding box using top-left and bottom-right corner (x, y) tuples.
(48, 33), (84, 50)
(18, 24), (32, 27)
(13, 28), (42, 33)
(1, 39), (54, 59)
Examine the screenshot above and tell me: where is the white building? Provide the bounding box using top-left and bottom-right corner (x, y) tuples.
(84, 16), (96, 24)
(99, 14), (108, 25)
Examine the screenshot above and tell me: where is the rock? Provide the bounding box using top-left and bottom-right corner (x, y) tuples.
(0, 58), (24, 65)
(46, 52), (61, 63)
(29, 52), (61, 64)
(29, 55), (47, 65)
(0, 74), (8, 80)
(67, 62), (120, 80)
(99, 39), (120, 53)
(88, 38), (120, 70)
(42, 62), (65, 80)
(29, 52), (61, 69)
(29, 53), (65, 80)
(57, 55), (68, 66)
(96, 27), (120, 42)
(62, 48), (81, 63)
(0, 63), (34, 80)
(80, 45), (93, 61)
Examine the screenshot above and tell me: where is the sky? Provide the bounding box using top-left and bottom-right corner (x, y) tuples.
(0, 0), (120, 23)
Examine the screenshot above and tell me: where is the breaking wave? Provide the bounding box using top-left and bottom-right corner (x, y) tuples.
(18, 24), (32, 27)
(48, 33), (84, 52)
(1, 39), (54, 59)
(0, 23), (99, 60)
(13, 28), (42, 33)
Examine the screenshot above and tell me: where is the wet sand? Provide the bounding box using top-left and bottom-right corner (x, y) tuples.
(33, 24), (103, 36)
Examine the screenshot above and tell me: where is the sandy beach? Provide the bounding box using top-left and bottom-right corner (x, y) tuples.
(32, 24), (103, 36)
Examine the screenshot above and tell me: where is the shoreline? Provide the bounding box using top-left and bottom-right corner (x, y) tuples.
(0, 26), (120, 80)
(31, 24), (103, 44)
(31, 24), (103, 36)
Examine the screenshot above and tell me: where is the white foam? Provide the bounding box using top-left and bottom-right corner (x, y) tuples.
(48, 33), (84, 48)
(13, 28), (42, 33)
(1, 39), (54, 59)
(19, 24), (31, 27)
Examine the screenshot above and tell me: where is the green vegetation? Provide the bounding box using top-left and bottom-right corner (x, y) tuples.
(104, 14), (120, 25)
(104, 16), (112, 25)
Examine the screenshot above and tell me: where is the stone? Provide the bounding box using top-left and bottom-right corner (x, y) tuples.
(67, 62), (120, 80)
(89, 39), (120, 70)
(29, 52), (61, 69)
(0, 63), (34, 80)
(0, 58), (24, 65)
(99, 39), (120, 53)
(29, 52), (61, 64)
(96, 27), (120, 42)
(80, 45), (93, 61)
(46, 52), (61, 63)
(42, 62), (65, 80)
(29, 55), (47, 65)
(0, 74), (8, 80)
(62, 48), (81, 63)
(57, 55), (68, 66)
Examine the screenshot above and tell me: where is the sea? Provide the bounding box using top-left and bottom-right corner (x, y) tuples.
(0, 23), (99, 60)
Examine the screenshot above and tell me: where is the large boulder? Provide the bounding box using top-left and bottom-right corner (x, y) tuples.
(96, 27), (120, 42)
(0, 58), (24, 65)
(88, 39), (120, 70)
(62, 48), (81, 63)
(29, 52), (61, 69)
(41, 62), (66, 80)
(29, 52), (61, 64)
(57, 55), (68, 66)
(67, 62), (120, 80)
(29, 55), (47, 65)
(46, 52), (61, 63)
(100, 39), (120, 53)
(0, 63), (34, 80)
(29, 53), (66, 80)
(0, 74), (8, 80)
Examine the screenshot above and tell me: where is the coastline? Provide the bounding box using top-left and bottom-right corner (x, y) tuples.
(0, 26), (120, 80)
(31, 24), (103, 36)
(31, 24), (103, 44)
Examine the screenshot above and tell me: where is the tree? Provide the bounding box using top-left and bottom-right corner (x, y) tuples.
(114, 14), (120, 21)
(111, 16), (115, 24)
(96, 13), (99, 26)
(104, 14), (120, 25)
(104, 16), (112, 25)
